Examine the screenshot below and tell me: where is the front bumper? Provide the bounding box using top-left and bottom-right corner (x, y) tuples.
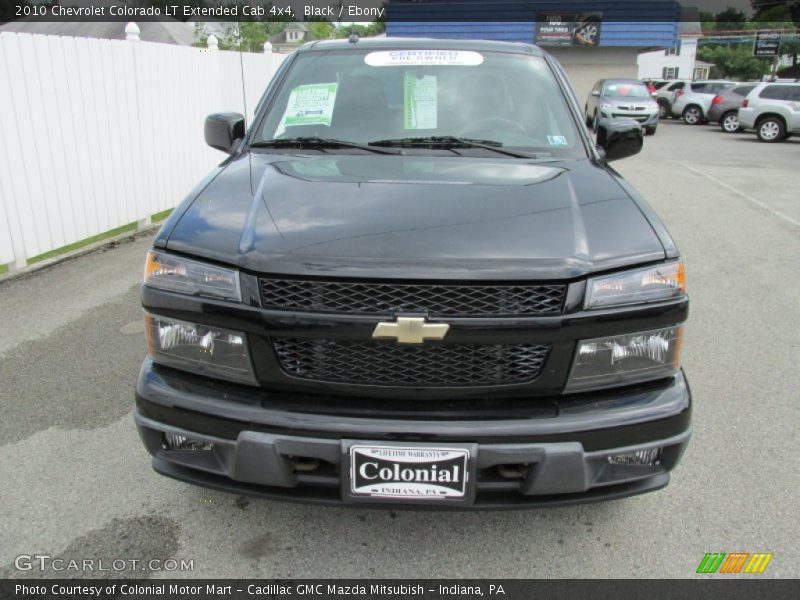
(600, 109), (659, 128)
(135, 360), (692, 509)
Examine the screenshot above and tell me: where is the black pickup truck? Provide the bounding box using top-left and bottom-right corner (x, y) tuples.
(135, 39), (690, 508)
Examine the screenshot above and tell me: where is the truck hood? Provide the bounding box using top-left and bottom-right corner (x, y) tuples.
(164, 153), (665, 280)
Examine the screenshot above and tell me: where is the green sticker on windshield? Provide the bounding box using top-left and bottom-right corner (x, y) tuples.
(404, 72), (437, 130)
(281, 83), (338, 129)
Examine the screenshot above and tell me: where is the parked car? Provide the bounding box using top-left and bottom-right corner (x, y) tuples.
(585, 78), (660, 134)
(706, 83), (759, 133)
(655, 79), (687, 119)
(136, 39), (690, 509)
(738, 82), (800, 142)
(671, 80), (735, 124)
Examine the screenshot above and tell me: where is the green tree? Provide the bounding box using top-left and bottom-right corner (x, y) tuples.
(697, 44), (763, 80)
(335, 21), (386, 39)
(713, 7), (749, 30)
(751, 0), (800, 26)
(307, 21), (337, 40)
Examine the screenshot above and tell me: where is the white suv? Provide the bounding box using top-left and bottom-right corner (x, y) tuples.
(654, 80), (687, 119)
(738, 82), (800, 142)
(671, 80), (735, 124)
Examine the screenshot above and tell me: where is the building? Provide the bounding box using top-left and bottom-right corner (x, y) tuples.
(385, 0), (681, 102)
(637, 10), (713, 80)
(269, 23), (309, 54)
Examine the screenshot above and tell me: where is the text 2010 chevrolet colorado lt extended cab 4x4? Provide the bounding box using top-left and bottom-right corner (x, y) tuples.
(135, 39), (690, 508)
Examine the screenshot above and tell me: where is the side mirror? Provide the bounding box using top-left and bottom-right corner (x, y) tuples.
(205, 112), (245, 154)
(595, 117), (643, 161)
(591, 90), (600, 96)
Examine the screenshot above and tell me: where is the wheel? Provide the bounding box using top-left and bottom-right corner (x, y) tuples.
(658, 102), (670, 119)
(720, 111), (741, 133)
(645, 126), (657, 135)
(592, 110), (598, 133)
(585, 105), (592, 126)
(576, 16), (600, 45)
(683, 105), (702, 125)
(756, 117), (785, 142)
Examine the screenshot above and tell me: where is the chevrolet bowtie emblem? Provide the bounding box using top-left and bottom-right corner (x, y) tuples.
(372, 317), (450, 344)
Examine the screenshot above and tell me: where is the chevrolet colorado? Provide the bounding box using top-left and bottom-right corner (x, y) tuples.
(135, 39), (690, 508)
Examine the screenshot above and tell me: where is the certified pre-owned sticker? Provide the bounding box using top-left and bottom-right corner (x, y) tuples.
(350, 446), (469, 499)
(365, 50), (484, 67)
(275, 82), (338, 137)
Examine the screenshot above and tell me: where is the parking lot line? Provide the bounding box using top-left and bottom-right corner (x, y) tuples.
(682, 164), (800, 229)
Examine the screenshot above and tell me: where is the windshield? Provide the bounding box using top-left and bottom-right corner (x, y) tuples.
(255, 49), (585, 158)
(601, 82), (651, 98)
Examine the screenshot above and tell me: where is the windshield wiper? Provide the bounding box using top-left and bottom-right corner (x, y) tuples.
(369, 136), (539, 159)
(250, 137), (397, 155)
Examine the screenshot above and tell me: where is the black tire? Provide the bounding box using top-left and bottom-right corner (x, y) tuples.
(658, 101), (670, 119)
(720, 111), (741, 133)
(682, 105), (702, 125)
(645, 126), (657, 135)
(592, 110), (598, 133)
(756, 116), (786, 143)
(585, 105), (592, 126)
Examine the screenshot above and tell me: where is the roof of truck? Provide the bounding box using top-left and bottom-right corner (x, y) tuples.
(298, 37), (544, 56)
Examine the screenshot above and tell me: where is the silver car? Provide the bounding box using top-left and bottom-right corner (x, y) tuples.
(671, 80), (735, 124)
(585, 79), (660, 135)
(706, 83), (758, 133)
(738, 82), (800, 142)
(653, 79), (687, 119)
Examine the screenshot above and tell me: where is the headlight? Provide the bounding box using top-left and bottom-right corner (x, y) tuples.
(565, 325), (684, 393)
(144, 250), (241, 302)
(601, 103), (613, 110)
(145, 313), (257, 385)
(585, 261), (685, 309)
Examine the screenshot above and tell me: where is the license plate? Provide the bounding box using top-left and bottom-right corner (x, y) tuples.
(349, 445), (470, 500)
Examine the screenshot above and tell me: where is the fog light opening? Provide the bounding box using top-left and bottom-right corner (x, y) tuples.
(289, 456), (320, 473)
(162, 432), (214, 452)
(607, 447), (662, 466)
(497, 463), (528, 480)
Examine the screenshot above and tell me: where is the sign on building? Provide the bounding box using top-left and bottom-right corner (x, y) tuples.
(753, 32), (781, 57)
(535, 13), (602, 47)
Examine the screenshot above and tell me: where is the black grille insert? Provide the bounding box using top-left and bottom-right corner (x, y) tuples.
(259, 279), (565, 317)
(272, 338), (551, 387)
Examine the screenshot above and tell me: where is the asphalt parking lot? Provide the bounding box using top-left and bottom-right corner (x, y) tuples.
(1, 119), (798, 579)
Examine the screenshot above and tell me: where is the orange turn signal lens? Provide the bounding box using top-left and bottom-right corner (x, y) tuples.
(585, 261), (686, 309)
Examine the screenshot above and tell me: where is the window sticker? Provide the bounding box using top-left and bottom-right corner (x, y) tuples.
(404, 73), (438, 130)
(276, 83), (338, 136)
(547, 135), (568, 146)
(366, 50), (484, 67)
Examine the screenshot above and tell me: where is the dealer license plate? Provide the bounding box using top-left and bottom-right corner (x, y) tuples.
(349, 445), (470, 500)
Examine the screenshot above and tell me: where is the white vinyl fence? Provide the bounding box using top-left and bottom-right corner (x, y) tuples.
(0, 31), (286, 270)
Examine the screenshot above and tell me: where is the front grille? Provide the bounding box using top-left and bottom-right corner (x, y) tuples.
(272, 338), (551, 387)
(259, 279), (566, 317)
(612, 113), (649, 122)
